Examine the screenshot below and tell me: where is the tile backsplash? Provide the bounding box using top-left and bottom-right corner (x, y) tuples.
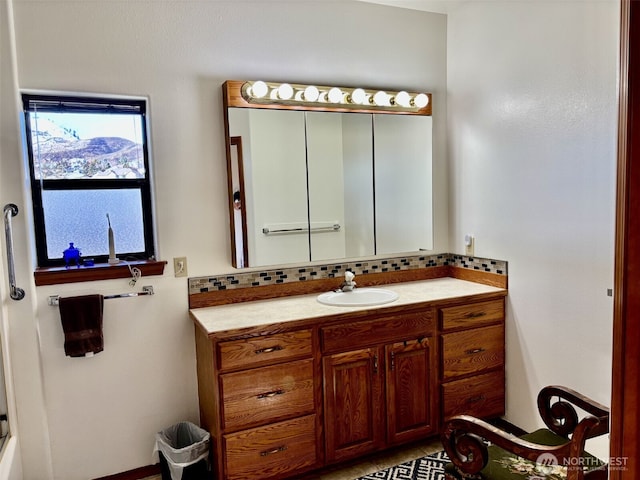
(188, 253), (507, 295)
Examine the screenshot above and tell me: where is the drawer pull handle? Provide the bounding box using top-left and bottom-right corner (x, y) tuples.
(465, 311), (487, 319)
(467, 394), (485, 403)
(465, 347), (486, 355)
(254, 345), (283, 355)
(260, 445), (287, 457)
(257, 389), (285, 399)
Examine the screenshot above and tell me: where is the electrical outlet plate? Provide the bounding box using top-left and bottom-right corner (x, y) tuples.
(173, 257), (188, 277)
(464, 235), (474, 256)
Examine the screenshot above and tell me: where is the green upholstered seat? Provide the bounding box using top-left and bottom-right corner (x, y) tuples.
(444, 428), (606, 480)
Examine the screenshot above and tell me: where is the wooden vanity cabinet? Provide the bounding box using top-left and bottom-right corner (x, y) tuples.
(195, 327), (319, 480)
(439, 298), (506, 420)
(321, 308), (437, 464)
(193, 291), (506, 480)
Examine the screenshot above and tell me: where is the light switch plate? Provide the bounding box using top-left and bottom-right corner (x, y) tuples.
(173, 257), (188, 277)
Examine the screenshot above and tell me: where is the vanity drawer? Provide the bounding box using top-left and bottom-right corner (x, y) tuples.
(442, 370), (505, 419)
(218, 329), (312, 371)
(224, 414), (317, 480)
(440, 299), (504, 331)
(221, 359), (314, 432)
(441, 324), (504, 379)
(321, 310), (434, 353)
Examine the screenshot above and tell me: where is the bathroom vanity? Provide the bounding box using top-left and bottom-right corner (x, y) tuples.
(191, 79), (509, 479)
(190, 277), (507, 480)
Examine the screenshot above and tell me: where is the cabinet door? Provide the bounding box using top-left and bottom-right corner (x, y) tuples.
(386, 338), (436, 444)
(323, 348), (384, 463)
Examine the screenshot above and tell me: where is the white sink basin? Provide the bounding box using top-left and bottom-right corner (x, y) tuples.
(317, 288), (399, 307)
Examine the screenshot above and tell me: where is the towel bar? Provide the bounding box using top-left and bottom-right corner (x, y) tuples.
(262, 222), (341, 235)
(3, 204), (25, 301)
(48, 285), (154, 307)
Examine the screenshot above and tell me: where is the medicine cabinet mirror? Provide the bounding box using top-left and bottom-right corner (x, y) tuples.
(223, 80), (433, 269)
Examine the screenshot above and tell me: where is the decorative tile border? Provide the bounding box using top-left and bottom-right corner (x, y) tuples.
(448, 255), (507, 274)
(188, 253), (507, 295)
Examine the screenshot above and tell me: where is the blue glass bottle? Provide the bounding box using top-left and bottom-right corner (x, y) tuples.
(63, 242), (81, 268)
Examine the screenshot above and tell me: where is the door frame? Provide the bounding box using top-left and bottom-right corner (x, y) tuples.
(611, 0), (639, 477)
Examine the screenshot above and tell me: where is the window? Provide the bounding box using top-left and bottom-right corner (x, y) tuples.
(22, 94), (156, 268)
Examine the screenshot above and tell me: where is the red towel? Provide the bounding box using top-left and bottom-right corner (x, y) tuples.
(58, 294), (104, 357)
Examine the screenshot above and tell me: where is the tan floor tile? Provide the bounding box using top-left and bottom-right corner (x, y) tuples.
(318, 462), (377, 480)
(371, 438), (442, 471)
(419, 438), (445, 454)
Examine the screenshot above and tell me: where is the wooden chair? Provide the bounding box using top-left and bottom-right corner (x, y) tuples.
(441, 385), (609, 480)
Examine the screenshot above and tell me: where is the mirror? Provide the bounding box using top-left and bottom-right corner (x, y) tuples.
(224, 80), (433, 269)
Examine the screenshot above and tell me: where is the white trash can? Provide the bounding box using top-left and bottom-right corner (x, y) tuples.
(154, 422), (210, 480)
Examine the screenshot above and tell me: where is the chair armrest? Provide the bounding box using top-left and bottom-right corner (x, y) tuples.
(441, 414), (607, 477)
(538, 385), (610, 438)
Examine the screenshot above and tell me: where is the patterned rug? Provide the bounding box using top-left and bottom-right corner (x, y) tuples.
(356, 450), (449, 480)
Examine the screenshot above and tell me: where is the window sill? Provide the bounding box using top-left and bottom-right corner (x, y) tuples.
(34, 260), (167, 286)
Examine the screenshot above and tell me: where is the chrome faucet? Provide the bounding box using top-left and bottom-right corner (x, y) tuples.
(341, 271), (357, 292)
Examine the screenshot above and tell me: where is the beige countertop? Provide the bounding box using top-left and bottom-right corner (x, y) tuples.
(190, 277), (506, 335)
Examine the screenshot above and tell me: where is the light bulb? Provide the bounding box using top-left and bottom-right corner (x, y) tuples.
(277, 83), (294, 100)
(349, 88), (366, 105)
(328, 87), (343, 103)
(303, 85), (320, 102)
(394, 91), (411, 107)
(373, 90), (390, 106)
(250, 81), (268, 99)
(414, 93), (429, 108)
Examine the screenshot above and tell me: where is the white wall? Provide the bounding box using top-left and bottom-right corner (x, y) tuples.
(4, 1), (448, 478)
(1, 0), (51, 478)
(447, 0), (618, 458)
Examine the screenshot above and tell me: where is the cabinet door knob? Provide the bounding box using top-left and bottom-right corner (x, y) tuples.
(373, 354), (379, 374)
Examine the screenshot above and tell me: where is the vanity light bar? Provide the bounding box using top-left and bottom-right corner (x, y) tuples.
(240, 80), (431, 113)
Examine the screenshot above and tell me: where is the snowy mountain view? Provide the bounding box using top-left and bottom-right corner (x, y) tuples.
(30, 113), (145, 180)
